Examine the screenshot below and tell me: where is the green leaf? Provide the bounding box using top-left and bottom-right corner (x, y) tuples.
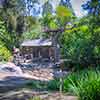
(56, 6), (72, 17)
(80, 25), (89, 32)
(49, 21), (58, 29)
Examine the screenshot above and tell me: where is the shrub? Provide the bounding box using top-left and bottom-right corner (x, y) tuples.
(0, 43), (12, 61)
(64, 69), (100, 100)
(30, 96), (42, 100)
(26, 79), (60, 91)
(47, 79), (60, 91)
(26, 80), (47, 90)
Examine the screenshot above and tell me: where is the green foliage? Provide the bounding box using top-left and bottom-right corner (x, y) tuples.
(0, 0), (99, 68)
(41, 13), (55, 28)
(40, 5), (73, 40)
(47, 79), (60, 91)
(56, 6), (73, 26)
(60, 16), (100, 66)
(60, 27), (89, 60)
(42, 1), (53, 16)
(0, 19), (15, 49)
(41, 5), (73, 28)
(30, 96), (42, 100)
(49, 21), (58, 29)
(56, 6), (72, 17)
(22, 29), (40, 40)
(0, 0), (25, 34)
(41, 5), (100, 67)
(63, 69), (100, 100)
(0, 42), (12, 61)
(26, 80), (47, 90)
(22, 16), (43, 40)
(80, 25), (89, 33)
(0, 19), (13, 61)
(26, 79), (59, 91)
(82, 0), (100, 15)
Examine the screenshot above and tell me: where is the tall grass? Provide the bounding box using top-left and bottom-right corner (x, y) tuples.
(64, 69), (100, 100)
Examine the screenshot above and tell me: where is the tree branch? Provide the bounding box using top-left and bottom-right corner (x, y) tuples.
(42, 25), (75, 33)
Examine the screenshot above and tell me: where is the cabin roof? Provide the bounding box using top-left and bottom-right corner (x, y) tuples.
(21, 39), (52, 47)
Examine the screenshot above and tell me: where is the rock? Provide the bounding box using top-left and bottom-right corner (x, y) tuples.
(0, 63), (23, 75)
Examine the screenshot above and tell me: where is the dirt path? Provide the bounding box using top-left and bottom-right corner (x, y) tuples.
(0, 89), (78, 100)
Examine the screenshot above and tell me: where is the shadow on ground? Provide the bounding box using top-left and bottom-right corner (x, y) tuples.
(0, 75), (49, 92)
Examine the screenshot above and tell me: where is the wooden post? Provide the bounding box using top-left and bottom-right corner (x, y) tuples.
(59, 60), (64, 98)
(60, 69), (63, 94)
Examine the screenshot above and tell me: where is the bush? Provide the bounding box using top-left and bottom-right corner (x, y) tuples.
(0, 44), (12, 61)
(26, 80), (47, 90)
(47, 79), (60, 91)
(30, 96), (42, 100)
(26, 79), (60, 91)
(64, 69), (100, 100)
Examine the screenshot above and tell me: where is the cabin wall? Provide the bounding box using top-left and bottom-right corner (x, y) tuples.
(20, 46), (55, 62)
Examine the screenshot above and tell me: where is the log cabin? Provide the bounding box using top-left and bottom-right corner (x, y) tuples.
(19, 38), (60, 63)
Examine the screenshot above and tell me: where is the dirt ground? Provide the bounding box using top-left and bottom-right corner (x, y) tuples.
(0, 89), (78, 100)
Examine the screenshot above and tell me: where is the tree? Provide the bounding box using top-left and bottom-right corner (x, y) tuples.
(42, 5), (73, 62)
(81, 0), (100, 65)
(0, 0), (26, 34)
(0, 18), (12, 60)
(42, 1), (53, 16)
(0, 0), (27, 48)
(56, 0), (100, 66)
(82, 0), (100, 15)
(42, 1), (100, 66)
(59, 0), (75, 15)
(60, 0), (72, 9)
(25, 0), (40, 16)
(22, 16), (41, 40)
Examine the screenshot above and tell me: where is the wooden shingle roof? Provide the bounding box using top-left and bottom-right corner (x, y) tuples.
(21, 39), (52, 47)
